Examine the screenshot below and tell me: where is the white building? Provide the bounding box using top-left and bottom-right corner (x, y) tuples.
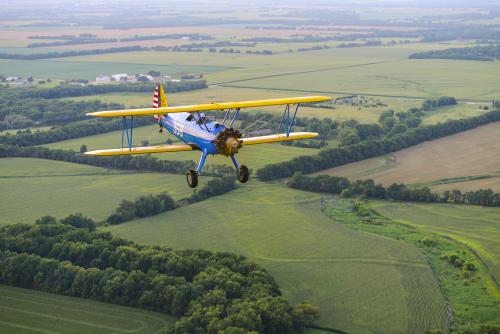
(111, 73), (128, 81)
(5, 77), (20, 82)
(95, 75), (111, 83)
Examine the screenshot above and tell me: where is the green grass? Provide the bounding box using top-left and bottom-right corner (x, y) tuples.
(104, 182), (448, 334)
(371, 201), (500, 295)
(0, 158), (208, 225)
(0, 284), (175, 334)
(323, 199), (499, 331)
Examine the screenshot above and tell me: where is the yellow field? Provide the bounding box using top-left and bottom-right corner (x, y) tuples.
(315, 122), (500, 191)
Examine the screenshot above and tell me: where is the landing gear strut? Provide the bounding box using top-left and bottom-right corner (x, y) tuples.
(231, 155), (249, 183)
(237, 165), (249, 183)
(186, 170), (198, 188)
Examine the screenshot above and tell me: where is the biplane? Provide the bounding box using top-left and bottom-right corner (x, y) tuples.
(85, 84), (330, 188)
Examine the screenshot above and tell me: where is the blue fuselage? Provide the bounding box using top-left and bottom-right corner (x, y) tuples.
(159, 113), (226, 155)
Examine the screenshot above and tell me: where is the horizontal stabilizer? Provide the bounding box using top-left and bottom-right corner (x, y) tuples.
(241, 132), (318, 145)
(84, 144), (193, 156)
(86, 96), (331, 118)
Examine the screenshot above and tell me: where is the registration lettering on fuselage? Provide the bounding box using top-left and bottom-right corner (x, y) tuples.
(173, 121), (184, 137)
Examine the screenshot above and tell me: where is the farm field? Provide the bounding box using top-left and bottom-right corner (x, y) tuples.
(223, 58), (500, 100)
(53, 43), (500, 100)
(0, 59), (231, 80)
(0, 284), (176, 334)
(371, 201), (500, 296)
(316, 122), (500, 191)
(62, 86), (426, 122)
(105, 182), (449, 334)
(0, 158), (206, 225)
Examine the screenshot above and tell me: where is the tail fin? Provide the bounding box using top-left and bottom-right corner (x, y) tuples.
(153, 84), (168, 108)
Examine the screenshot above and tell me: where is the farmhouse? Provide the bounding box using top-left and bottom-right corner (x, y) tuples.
(95, 75), (111, 83)
(111, 73), (129, 81)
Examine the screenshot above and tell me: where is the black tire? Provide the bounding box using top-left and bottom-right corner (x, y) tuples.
(237, 165), (249, 183)
(186, 170), (198, 188)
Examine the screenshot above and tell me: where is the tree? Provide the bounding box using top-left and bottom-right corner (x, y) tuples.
(79, 145), (87, 153)
(148, 70), (161, 77)
(60, 213), (96, 231)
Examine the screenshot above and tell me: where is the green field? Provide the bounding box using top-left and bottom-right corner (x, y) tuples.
(0, 59), (232, 80)
(0, 158), (207, 225)
(0, 284), (175, 334)
(105, 182), (449, 334)
(55, 43), (500, 100)
(371, 201), (500, 294)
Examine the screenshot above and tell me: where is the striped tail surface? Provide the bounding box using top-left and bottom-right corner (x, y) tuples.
(153, 84), (168, 120)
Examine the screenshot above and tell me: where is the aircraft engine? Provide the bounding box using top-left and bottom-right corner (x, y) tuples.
(214, 128), (243, 156)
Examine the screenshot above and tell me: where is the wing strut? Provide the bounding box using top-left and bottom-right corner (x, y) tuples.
(278, 104), (300, 137)
(121, 116), (134, 150)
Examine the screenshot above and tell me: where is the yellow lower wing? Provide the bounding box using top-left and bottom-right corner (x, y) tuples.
(84, 144), (193, 156)
(241, 132), (318, 145)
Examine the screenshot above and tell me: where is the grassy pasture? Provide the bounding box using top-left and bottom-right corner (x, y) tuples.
(105, 182), (448, 334)
(316, 122), (500, 191)
(0, 284), (175, 334)
(223, 58), (500, 100)
(0, 158), (207, 225)
(325, 198), (499, 330)
(371, 201), (500, 297)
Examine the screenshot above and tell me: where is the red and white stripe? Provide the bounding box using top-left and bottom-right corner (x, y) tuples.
(152, 85), (159, 108)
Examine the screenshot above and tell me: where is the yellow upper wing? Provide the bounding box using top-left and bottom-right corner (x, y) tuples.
(84, 144), (193, 156)
(241, 132), (318, 145)
(86, 96), (331, 118)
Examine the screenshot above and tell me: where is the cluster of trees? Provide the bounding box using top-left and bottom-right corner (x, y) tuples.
(107, 177), (237, 224)
(28, 37), (117, 48)
(257, 110), (500, 180)
(0, 80), (206, 129)
(107, 193), (177, 224)
(0, 118), (151, 146)
(0, 98), (123, 128)
(337, 39), (382, 48)
(0, 46), (145, 60)
(409, 45), (500, 61)
(120, 33), (213, 42)
(288, 173), (500, 207)
(0, 144), (197, 175)
(421, 96), (457, 111)
(0, 219), (319, 333)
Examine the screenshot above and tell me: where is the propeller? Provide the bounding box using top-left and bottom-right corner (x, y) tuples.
(214, 127), (243, 156)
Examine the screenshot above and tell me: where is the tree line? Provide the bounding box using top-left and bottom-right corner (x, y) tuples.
(257, 110), (500, 180)
(0, 219), (319, 333)
(107, 177), (237, 224)
(288, 173), (500, 207)
(11, 80), (207, 99)
(409, 45), (500, 61)
(0, 46), (145, 60)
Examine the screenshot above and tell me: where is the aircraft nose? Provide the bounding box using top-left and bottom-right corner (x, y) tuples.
(226, 137), (241, 154)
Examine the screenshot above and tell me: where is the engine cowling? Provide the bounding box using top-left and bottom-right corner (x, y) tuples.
(214, 128), (243, 156)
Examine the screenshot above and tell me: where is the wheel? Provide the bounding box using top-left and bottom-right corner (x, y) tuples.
(186, 170), (198, 188)
(237, 165), (249, 183)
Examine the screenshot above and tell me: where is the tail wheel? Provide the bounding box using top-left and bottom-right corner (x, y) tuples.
(186, 170), (198, 188)
(237, 165), (249, 183)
